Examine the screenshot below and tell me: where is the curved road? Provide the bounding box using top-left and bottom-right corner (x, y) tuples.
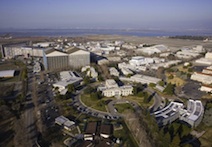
(72, 86), (162, 120)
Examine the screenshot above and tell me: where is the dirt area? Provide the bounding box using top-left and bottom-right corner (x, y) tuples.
(166, 73), (186, 86)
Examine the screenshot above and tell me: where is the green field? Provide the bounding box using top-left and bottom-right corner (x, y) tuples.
(114, 103), (134, 113)
(80, 94), (110, 112)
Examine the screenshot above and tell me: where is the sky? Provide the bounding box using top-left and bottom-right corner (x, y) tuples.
(0, 0), (212, 31)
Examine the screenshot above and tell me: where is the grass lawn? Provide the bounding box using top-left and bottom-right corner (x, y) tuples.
(115, 103), (134, 113)
(80, 94), (110, 112)
(125, 95), (154, 108)
(199, 127), (212, 147)
(0, 60), (26, 83)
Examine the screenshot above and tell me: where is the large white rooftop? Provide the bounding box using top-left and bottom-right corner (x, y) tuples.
(0, 70), (15, 78)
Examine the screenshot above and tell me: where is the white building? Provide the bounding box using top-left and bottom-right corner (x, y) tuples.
(205, 52), (212, 59)
(53, 71), (82, 95)
(137, 44), (169, 55)
(202, 68), (212, 75)
(192, 45), (205, 53)
(0, 70), (15, 78)
(120, 67), (133, 76)
(176, 51), (200, 59)
(81, 66), (98, 79)
(154, 100), (204, 128)
(122, 43), (137, 49)
(109, 67), (119, 77)
(97, 58), (109, 65)
(191, 72), (212, 85)
(98, 79), (133, 97)
(200, 85), (212, 93)
(195, 52), (212, 65)
(55, 115), (75, 131)
(129, 56), (154, 66)
(195, 58), (212, 65)
(180, 100), (204, 127)
(154, 102), (184, 126)
(33, 42), (55, 48)
(120, 74), (161, 84)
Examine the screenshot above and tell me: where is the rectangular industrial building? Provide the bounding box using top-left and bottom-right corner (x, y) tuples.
(43, 48), (90, 71)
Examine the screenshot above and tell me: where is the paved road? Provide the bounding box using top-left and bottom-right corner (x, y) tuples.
(72, 84), (165, 120)
(73, 87), (142, 120)
(20, 66), (38, 146)
(144, 87), (163, 113)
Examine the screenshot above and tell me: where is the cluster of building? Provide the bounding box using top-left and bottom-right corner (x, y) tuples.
(53, 71), (82, 95)
(55, 115), (75, 131)
(136, 44), (169, 55)
(195, 52), (212, 65)
(81, 66), (98, 79)
(191, 66), (212, 93)
(81, 122), (113, 147)
(1, 43), (90, 71)
(98, 79), (133, 97)
(175, 45), (205, 59)
(154, 99), (204, 127)
(120, 74), (161, 85)
(118, 56), (181, 73)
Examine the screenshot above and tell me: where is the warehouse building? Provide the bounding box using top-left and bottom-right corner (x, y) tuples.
(67, 47), (90, 69)
(120, 74), (161, 84)
(0, 70), (15, 78)
(43, 49), (69, 71)
(43, 47), (90, 71)
(190, 72), (212, 85)
(2, 44), (48, 59)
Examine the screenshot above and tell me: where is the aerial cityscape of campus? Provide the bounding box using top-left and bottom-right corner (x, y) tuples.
(0, 1), (212, 147)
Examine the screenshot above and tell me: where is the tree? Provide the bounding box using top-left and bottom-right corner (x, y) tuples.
(83, 76), (90, 85)
(149, 83), (156, 87)
(163, 83), (175, 95)
(168, 74), (174, 79)
(84, 86), (95, 94)
(188, 68), (193, 72)
(164, 132), (171, 144)
(170, 135), (180, 147)
(0, 99), (5, 106)
(159, 81), (165, 87)
(67, 84), (75, 93)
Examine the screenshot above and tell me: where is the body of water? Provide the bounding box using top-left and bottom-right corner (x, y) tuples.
(0, 29), (211, 37)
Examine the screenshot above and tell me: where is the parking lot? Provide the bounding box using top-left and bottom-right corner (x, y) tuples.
(182, 80), (205, 99)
